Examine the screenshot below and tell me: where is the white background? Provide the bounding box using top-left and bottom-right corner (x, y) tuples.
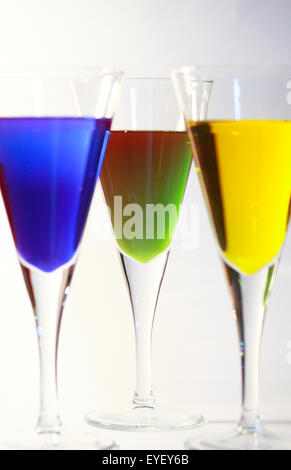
(0, 0), (290, 449)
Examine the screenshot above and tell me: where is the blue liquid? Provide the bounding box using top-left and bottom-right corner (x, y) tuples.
(0, 117), (111, 272)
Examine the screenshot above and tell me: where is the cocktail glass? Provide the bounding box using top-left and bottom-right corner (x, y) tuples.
(173, 65), (291, 450)
(85, 77), (207, 431)
(0, 66), (123, 449)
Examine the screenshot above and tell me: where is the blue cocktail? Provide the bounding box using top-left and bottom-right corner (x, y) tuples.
(0, 68), (123, 449)
(0, 117), (110, 272)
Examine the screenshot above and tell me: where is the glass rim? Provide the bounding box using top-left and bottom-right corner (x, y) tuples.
(0, 65), (124, 79)
(123, 76), (172, 81)
(172, 63), (291, 80)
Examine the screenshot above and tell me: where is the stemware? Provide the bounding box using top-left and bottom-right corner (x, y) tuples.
(0, 66), (123, 449)
(85, 77), (206, 431)
(172, 65), (291, 450)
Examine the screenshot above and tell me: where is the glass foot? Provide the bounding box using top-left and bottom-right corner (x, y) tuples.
(185, 422), (291, 450)
(0, 430), (117, 450)
(85, 405), (206, 432)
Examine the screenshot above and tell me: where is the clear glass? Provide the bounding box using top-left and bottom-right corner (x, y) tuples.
(0, 66), (123, 449)
(172, 64), (291, 450)
(85, 78), (206, 431)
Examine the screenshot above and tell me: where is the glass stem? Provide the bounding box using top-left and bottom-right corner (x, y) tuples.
(223, 262), (278, 433)
(120, 251), (169, 408)
(21, 262), (75, 434)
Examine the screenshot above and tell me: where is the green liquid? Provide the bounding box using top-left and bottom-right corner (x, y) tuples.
(100, 131), (192, 262)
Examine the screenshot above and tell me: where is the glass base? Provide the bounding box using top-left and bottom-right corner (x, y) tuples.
(85, 405), (206, 432)
(0, 430), (117, 450)
(185, 422), (291, 450)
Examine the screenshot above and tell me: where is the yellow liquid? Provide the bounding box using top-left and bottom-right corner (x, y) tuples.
(187, 121), (291, 275)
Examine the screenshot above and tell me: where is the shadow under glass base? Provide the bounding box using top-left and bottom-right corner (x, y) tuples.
(0, 430), (117, 450)
(185, 422), (291, 450)
(85, 406), (206, 432)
